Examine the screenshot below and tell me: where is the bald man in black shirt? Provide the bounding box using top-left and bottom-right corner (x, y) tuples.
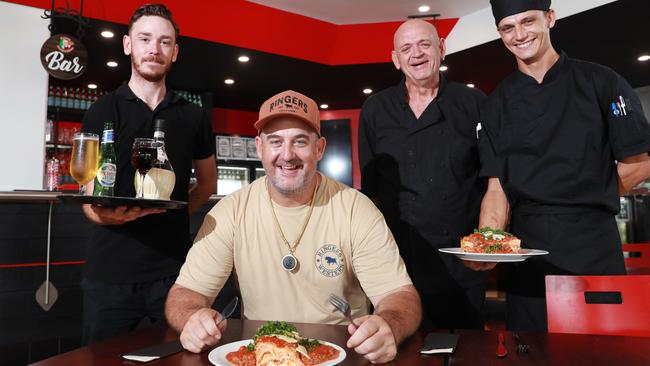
(359, 19), (493, 330)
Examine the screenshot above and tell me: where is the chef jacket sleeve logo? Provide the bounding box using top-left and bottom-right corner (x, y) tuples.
(476, 122), (482, 139)
(610, 96), (633, 117)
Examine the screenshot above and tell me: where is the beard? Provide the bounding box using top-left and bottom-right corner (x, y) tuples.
(132, 55), (172, 82)
(267, 159), (316, 197)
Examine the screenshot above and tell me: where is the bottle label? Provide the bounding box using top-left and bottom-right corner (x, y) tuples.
(157, 146), (169, 162)
(102, 129), (114, 143)
(97, 163), (116, 187)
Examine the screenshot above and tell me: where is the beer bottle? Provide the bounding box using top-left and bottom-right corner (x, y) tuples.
(94, 121), (116, 196)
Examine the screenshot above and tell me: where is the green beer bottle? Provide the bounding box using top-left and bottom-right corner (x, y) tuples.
(93, 121), (116, 196)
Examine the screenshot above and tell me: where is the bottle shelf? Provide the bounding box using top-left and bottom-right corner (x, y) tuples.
(45, 144), (72, 149)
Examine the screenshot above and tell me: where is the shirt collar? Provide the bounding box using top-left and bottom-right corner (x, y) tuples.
(115, 81), (181, 104)
(396, 73), (447, 108)
(512, 50), (568, 86)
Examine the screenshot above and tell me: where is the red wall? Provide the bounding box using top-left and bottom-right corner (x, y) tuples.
(212, 107), (361, 189)
(8, 0), (457, 65)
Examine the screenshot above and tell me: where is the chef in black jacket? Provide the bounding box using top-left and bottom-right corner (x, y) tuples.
(359, 19), (492, 330)
(478, 0), (650, 331)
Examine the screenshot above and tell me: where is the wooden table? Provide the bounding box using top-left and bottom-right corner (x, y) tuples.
(29, 319), (650, 365)
(450, 329), (650, 366)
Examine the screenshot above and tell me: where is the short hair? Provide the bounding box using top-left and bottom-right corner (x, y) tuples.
(128, 3), (179, 39)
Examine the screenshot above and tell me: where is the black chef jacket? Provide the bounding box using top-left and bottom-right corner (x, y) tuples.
(479, 52), (650, 330)
(480, 52), (650, 213)
(359, 76), (488, 292)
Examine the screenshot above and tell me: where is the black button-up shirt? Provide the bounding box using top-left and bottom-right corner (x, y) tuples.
(480, 52), (650, 214)
(359, 76), (487, 291)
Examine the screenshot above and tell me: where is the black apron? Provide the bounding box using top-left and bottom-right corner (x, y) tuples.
(506, 202), (626, 331)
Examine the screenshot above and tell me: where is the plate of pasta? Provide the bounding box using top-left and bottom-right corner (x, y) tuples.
(208, 321), (346, 366)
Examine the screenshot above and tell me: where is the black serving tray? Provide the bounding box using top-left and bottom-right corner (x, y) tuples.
(59, 194), (187, 209)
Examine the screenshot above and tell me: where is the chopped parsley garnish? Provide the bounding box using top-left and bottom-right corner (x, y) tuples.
(245, 321), (320, 352)
(484, 243), (504, 253)
(474, 226), (513, 240)
(298, 338), (321, 352)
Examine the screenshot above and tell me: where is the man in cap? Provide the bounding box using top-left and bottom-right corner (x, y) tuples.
(166, 90), (421, 363)
(358, 19), (493, 330)
(478, 0), (650, 331)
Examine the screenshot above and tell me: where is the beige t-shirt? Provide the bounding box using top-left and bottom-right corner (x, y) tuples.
(176, 173), (412, 324)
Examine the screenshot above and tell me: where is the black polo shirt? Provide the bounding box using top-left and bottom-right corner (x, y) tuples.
(359, 76), (488, 292)
(479, 52), (650, 213)
(82, 83), (215, 283)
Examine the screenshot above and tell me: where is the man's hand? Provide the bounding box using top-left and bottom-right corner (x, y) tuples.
(462, 260), (497, 271)
(346, 314), (397, 364)
(179, 307), (228, 353)
(84, 204), (165, 225)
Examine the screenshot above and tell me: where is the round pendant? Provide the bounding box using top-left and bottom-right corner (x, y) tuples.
(281, 254), (298, 272)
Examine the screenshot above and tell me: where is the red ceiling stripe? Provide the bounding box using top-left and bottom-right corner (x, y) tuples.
(9, 0), (458, 65)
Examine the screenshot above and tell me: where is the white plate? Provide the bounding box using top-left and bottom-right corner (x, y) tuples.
(438, 247), (549, 262)
(208, 339), (347, 366)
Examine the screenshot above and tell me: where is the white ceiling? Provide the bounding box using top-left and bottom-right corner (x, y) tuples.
(247, 0), (487, 24)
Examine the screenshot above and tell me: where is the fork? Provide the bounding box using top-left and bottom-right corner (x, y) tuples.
(328, 293), (355, 325)
(513, 332), (530, 353)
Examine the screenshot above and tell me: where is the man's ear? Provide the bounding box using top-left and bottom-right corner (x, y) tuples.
(391, 51), (401, 71)
(546, 9), (556, 29)
(123, 35), (132, 56)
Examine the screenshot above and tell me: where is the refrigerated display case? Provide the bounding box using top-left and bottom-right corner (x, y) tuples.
(217, 166), (249, 196)
(255, 168), (266, 180)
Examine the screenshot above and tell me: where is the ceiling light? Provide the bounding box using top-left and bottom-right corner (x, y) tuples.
(439, 65), (448, 71)
(238, 55), (250, 63)
(224, 78), (235, 85)
(320, 104), (329, 109)
(639, 55), (650, 62)
(363, 88), (373, 94)
(418, 5), (430, 13)
(467, 83), (475, 88)
(88, 83), (98, 89)
(100, 30), (114, 38)
(106, 61), (118, 68)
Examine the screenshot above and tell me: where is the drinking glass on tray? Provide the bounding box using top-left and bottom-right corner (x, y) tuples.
(131, 138), (158, 199)
(69, 132), (99, 195)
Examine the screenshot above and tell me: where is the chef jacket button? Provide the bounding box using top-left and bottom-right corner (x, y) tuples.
(408, 150), (414, 156)
(411, 197), (416, 201)
(428, 178), (433, 183)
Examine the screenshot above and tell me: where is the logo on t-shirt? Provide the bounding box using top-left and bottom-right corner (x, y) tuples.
(315, 244), (344, 278)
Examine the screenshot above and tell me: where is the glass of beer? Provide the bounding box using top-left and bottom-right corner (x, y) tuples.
(70, 132), (99, 195)
(131, 138), (158, 199)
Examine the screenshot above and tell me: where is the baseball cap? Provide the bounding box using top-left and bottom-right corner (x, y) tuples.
(490, 0), (551, 26)
(254, 90), (320, 136)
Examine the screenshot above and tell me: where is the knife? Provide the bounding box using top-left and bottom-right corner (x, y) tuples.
(217, 295), (239, 325)
(121, 296), (239, 363)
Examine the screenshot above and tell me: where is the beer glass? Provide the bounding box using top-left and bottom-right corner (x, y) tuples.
(70, 132), (99, 195)
(131, 138), (157, 199)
